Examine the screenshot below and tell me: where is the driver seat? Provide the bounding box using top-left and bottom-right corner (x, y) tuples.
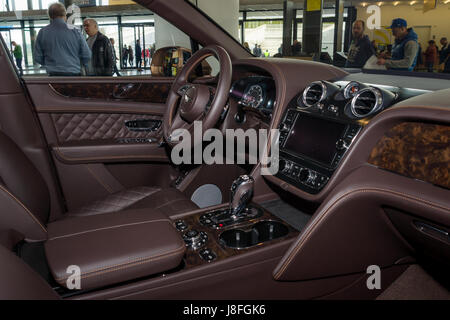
(0, 131), (197, 239)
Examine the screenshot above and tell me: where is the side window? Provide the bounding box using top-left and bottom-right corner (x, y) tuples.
(0, 1), (194, 78)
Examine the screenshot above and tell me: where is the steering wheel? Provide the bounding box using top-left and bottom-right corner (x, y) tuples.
(163, 45), (232, 147)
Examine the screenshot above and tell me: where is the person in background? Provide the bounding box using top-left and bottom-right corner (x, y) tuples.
(83, 18), (114, 76)
(291, 40), (302, 56)
(128, 45), (134, 67)
(11, 41), (23, 75)
(135, 39), (142, 71)
(424, 40), (437, 73)
(439, 37), (450, 73)
(377, 18), (419, 71)
(34, 3), (91, 76)
(109, 38), (121, 76)
(257, 45), (262, 57)
(144, 47), (150, 68)
(345, 20), (374, 68)
(264, 49), (270, 58)
(243, 42), (250, 52)
(252, 43), (258, 56)
(122, 45), (128, 68)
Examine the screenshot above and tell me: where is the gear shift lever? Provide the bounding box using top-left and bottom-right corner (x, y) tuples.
(229, 175), (254, 219)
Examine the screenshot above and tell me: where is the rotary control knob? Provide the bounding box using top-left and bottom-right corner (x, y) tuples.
(183, 229), (207, 250)
(298, 168), (310, 182)
(280, 123), (290, 132)
(298, 169), (316, 184)
(336, 138), (350, 151)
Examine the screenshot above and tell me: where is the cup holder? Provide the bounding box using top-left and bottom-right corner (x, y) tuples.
(219, 221), (289, 249)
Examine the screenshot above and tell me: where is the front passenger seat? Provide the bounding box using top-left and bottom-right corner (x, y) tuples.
(0, 131), (197, 240)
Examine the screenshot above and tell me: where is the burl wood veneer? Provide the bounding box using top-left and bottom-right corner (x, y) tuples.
(368, 122), (449, 189)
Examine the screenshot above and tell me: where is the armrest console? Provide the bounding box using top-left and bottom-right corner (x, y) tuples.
(44, 209), (185, 290)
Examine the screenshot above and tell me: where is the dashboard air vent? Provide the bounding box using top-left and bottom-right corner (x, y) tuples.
(301, 81), (326, 107)
(350, 87), (383, 118)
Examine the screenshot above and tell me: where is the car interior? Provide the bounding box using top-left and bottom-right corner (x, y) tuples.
(0, 0), (449, 300)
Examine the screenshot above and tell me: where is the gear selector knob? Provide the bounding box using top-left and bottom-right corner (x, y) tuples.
(229, 175), (254, 218)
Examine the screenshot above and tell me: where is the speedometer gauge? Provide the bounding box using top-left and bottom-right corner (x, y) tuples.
(343, 81), (362, 99)
(242, 84), (264, 108)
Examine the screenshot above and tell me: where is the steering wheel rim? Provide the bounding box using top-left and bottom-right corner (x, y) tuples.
(162, 45), (232, 147)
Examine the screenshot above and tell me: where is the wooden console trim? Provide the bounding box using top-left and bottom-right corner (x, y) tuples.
(368, 122), (449, 189)
(172, 204), (299, 269)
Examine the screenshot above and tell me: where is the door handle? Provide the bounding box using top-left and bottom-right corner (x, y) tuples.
(125, 119), (162, 132)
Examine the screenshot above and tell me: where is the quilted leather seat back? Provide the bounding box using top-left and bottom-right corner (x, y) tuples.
(0, 131), (50, 227)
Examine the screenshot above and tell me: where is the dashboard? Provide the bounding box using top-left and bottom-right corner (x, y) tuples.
(275, 79), (427, 195)
(229, 76), (276, 120)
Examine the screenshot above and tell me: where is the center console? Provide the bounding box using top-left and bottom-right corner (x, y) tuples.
(172, 175), (298, 267)
(277, 108), (361, 194)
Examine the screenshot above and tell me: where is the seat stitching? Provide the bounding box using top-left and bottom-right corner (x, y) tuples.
(55, 245), (185, 282)
(0, 185), (47, 233)
(48, 218), (172, 241)
(273, 187), (450, 280)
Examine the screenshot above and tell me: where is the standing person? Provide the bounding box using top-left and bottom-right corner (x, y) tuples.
(252, 43), (258, 56)
(243, 42), (250, 52)
(122, 45), (128, 68)
(34, 2), (91, 76)
(135, 39), (142, 71)
(377, 18), (419, 71)
(109, 38), (121, 76)
(11, 41), (23, 75)
(345, 20), (375, 68)
(144, 47), (150, 68)
(291, 40), (302, 56)
(264, 49), (270, 58)
(82, 18), (114, 76)
(424, 40), (437, 73)
(439, 37), (450, 73)
(257, 45), (262, 57)
(128, 45), (134, 67)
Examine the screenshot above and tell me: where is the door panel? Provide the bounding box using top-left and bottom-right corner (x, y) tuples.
(24, 76), (178, 212)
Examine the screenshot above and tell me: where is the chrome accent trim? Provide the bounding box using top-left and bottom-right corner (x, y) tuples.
(350, 87), (383, 118)
(301, 81), (327, 108)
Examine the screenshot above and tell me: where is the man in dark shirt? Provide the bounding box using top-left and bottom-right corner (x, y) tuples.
(83, 18), (114, 76)
(345, 20), (375, 68)
(135, 39), (142, 71)
(439, 37), (450, 73)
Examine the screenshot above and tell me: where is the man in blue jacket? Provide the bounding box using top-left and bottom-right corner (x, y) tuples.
(377, 18), (419, 71)
(34, 2), (91, 76)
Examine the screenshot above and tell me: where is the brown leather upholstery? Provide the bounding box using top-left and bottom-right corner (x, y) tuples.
(0, 130), (197, 240)
(45, 209), (186, 290)
(51, 113), (161, 142)
(0, 245), (59, 300)
(67, 186), (198, 218)
(0, 132), (50, 226)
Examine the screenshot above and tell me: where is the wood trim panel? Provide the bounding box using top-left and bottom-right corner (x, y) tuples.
(368, 122), (450, 189)
(50, 82), (171, 104)
(174, 204), (299, 269)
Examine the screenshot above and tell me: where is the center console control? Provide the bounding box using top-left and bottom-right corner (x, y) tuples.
(199, 206), (263, 229)
(182, 229), (208, 250)
(277, 108), (361, 194)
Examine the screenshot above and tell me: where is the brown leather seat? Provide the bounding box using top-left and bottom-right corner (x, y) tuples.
(0, 131), (197, 239)
(67, 186), (198, 217)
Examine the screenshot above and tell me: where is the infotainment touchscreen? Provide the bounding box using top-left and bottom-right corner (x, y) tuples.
(283, 114), (347, 166)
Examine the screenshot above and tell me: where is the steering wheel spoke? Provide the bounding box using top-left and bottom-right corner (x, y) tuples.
(163, 45), (232, 148)
(176, 83), (194, 97)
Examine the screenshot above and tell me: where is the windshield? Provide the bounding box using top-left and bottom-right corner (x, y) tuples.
(187, 0), (450, 78)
